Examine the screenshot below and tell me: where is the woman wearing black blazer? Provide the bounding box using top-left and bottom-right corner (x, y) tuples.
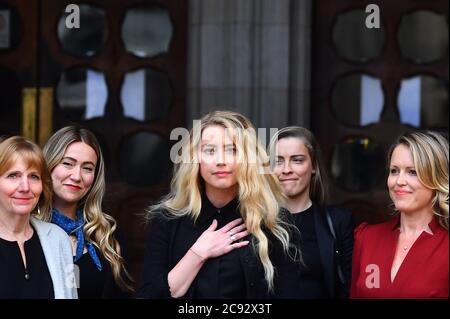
(269, 126), (355, 298)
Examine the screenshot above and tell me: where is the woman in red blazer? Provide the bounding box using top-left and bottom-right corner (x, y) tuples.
(351, 131), (448, 299)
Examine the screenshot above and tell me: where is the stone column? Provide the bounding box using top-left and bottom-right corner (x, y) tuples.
(187, 0), (311, 131)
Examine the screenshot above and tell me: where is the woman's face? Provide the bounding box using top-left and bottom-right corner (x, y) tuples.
(273, 137), (314, 200)
(387, 144), (434, 215)
(51, 142), (97, 207)
(0, 156), (42, 217)
(199, 125), (238, 196)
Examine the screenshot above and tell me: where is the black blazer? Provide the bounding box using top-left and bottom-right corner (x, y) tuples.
(137, 197), (302, 299)
(310, 203), (355, 298)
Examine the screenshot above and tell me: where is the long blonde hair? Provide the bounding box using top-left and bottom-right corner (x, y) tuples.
(43, 126), (134, 291)
(387, 131), (449, 230)
(149, 110), (296, 291)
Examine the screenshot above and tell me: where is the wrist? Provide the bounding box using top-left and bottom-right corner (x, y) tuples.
(192, 242), (209, 257)
(189, 247), (206, 263)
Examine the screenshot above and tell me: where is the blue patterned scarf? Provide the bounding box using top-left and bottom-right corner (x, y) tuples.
(51, 208), (102, 271)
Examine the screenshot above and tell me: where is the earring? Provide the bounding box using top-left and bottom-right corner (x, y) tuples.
(37, 206), (41, 215)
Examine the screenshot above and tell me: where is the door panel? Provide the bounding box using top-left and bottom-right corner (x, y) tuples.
(40, 0), (187, 281)
(1, 0), (187, 282)
(312, 0), (449, 225)
(0, 0), (38, 137)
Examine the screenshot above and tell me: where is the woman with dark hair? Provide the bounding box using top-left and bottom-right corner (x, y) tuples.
(269, 126), (355, 298)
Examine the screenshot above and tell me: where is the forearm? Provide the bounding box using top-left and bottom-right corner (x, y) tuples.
(167, 248), (206, 298)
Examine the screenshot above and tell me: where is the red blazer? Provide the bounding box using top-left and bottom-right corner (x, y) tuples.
(351, 217), (448, 299)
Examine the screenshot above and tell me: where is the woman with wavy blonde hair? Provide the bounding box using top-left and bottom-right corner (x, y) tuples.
(43, 126), (133, 298)
(392, 131), (448, 230)
(351, 131), (448, 299)
(138, 110), (301, 299)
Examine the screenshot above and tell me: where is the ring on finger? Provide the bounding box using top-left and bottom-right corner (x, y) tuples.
(230, 235), (236, 241)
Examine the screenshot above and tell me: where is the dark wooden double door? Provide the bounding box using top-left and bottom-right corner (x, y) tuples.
(0, 0), (187, 281)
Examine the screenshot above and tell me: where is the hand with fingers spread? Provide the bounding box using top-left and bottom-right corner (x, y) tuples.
(190, 218), (250, 261)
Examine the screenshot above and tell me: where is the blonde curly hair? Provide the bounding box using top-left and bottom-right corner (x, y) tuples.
(148, 110), (299, 291)
(43, 126), (134, 292)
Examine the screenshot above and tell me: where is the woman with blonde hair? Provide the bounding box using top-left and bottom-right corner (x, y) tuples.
(43, 126), (133, 298)
(0, 136), (76, 298)
(137, 110), (301, 298)
(351, 131), (448, 298)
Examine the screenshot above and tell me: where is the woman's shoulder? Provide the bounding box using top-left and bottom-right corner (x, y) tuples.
(354, 218), (397, 240)
(276, 208), (298, 233)
(148, 209), (179, 222)
(30, 217), (70, 240)
(145, 209), (186, 232)
(278, 207), (293, 222)
(325, 205), (354, 220)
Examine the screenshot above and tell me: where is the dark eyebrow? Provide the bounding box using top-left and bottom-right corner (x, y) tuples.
(5, 170), (20, 174)
(389, 164), (414, 168)
(5, 168), (40, 175)
(389, 165), (416, 172)
(82, 162), (96, 167)
(62, 157), (96, 167)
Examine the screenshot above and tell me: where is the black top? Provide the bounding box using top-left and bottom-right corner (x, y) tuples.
(137, 195), (302, 299)
(0, 229), (54, 299)
(71, 229), (132, 299)
(186, 197), (245, 298)
(289, 203), (355, 298)
(293, 206), (329, 298)
(75, 247), (107, 299)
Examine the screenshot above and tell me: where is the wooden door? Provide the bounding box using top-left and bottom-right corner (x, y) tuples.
(0, 0), (188, 282)
(0, 0), (39, 138)
(312, 0), (448, 225)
